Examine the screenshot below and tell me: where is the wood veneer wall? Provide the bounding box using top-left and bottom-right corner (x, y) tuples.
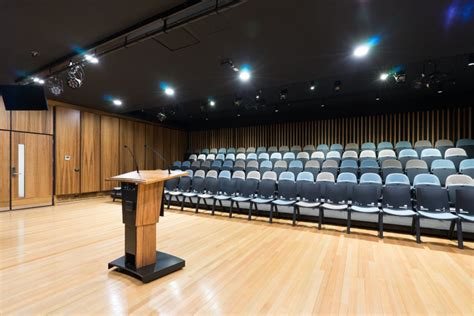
(188, 107), (473, 149)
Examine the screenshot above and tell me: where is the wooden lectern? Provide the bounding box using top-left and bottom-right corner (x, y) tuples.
(107, 170), (186, 283)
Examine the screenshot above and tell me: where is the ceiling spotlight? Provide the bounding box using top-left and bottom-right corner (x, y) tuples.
(239, 68), (251, 82)
(84, 54), (99, 64)
(67, 65), (85, 89)
(32, 77), (44, 84)
(113, 99), (122, 106)
(164, 87), (175, 96)
(256, 89), (262, 100)
(237, 113), (241, 117)
(353, 44), (370, 58)
(274, 108), (279, 113)
(48, 77), (64, 96)
(221, 58), (239, 72)
(334, 80), (342, 92)
(209, 98), (216, 107)
(437, 82), (444, 94)
(321, 98), (326, 108)
(375, 93), (381, 101)
(468, 53), (474, 66)
(279, 88), (288, 100)
(310, 81), (316, 90)
(380, 73), (389, 81)
(156, 112), (167, 122)
(393, 70), (406, 83)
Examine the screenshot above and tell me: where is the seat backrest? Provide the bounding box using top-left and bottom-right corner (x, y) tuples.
(330, 144), (343, 153)
(267, 146), (278, 154)
(210, 148), (218, 154)
(431, 159), (455, 172)
(305, 160), (320, 170)
(456, 139), (474, 158)
(322, 159), (338, 168)
(288, 160), (303, 171)
(360, 150), (377, 160)
(222, 160), (234, 169)
(303, 145), (316, 153)
(236, 147), (246, 153)
(197, 154), (207, 161)
(414, 140), (433, 156)
(211, 160), (222, 168)
(316, 144), (329, 154)
(455, 187), (474, 215)
(310, 151), (325, 161)
(201, 148), (210, 154)
(421, 148), (442, 159)
(178, 170), (193, 191)
(326, 151), (341, 160)
(182, 160), (191, 169)
(345, 143), (359, 151)
(225, 153), (235, 161)
(236, 153), (246, 160)
(227, 147), (236, 154)
(216, 154), (225, 161)
(256, 146), (267, 154)
(342, 150), (358, 160)
(246, 153), (257, 161)
(460, 159), (474, 172)
(446, 174), (474, 187)
(206, 154), (216, 161)
(325, 182), (348, 204)
(340, 160), (358, 168)
(192, 170), (206, 191)
(413, 174), (441, 188)
(385, 173), (410, 186)
(290, 145), (302, 153)
(395, 141), (412, 150)
(200, 160), (211, 170)
(246, 147), (256, 153)
(232, 170), (246, 180)
(259, 160), (273, 172)
(337, 172), (357, 183)
(279, 145), (290, 153)
(378, 149), (396, 159)
(191, 160), (201, 169)
(382, 159), (402, 169)
(239, 171), (260, 196)
(245, 160), (259, 172)
(258, 171), (277, 197)
(296, 171), (314, 182)
(274, 160), (288, 170)
(258, 153), (269, 161)
(283, 152), (296, 161)
(378, 142), (393, 151)
(218, 147), (227, 154)
(405, 159), (428, 170)
(361, 142), (376, 151)
(382, 185), (412, 209)
(360, 159), (379, 168)
(416, 187), (449, 212)
(234, 160), (246, 170)
(399, 149), (418, 159)
(435, 139), (454, 156)
(445, 147), (467, 159)
(316, 172), (335, 182)
(359, 173), (382, 184)
(270, 152), (282, 160)
(297, 180), (320, 202)
(352, 184), (380, 206)
(277, 172), (297, 200)
(296, 152), (310, 161)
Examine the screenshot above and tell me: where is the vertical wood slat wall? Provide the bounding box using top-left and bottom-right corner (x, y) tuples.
(188, 107), (473, 150)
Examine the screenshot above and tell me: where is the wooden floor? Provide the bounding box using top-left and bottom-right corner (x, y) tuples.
(0, 198), (473, 315)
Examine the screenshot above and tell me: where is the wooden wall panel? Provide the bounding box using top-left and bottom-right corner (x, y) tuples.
(80, 112), (101, 193)
(145, 124), (154, 170)
(153, 126), (164, 169)
(100, 116), (120, 191)
(0, 131), (9, 211)
(189, 107), (473, 150)
(11, 110), (53, 134)
(133, 122), (147, 170)
(0, 99), (9, 130)
(55, 107), (81, 195)
(119, 119), (135, 173)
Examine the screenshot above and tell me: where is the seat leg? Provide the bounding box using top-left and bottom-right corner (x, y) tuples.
(229, 200), (234, 218)
(195, 198), (200, 213)
(318, 207), (324, 230)
(218, 200), (224, 212)
(457, 218), (463, 249)
(415, 215), (421, 244)
(378, 212), (383, 239)
(167, 195), (172, 209)
(411, 216), (416, 235)
(292, 205), (297, 226)
(180, 197), (185, 211)
(449, 220), (456, 239)
(347, 208), (352, 234)
(269, 204), (273, 223)
(212, 199), (216, 216)
(203, 199), (209, 210)
(248, 202), (253, 220)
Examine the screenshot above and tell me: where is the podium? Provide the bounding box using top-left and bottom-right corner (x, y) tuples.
(107, 170), (187, 283)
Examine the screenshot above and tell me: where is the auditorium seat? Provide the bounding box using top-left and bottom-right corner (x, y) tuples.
(210, 160), (222, 171)
(211, 170), (234, 215)
(221, 160), (234, 171)
(231, 171), (259, 217)
(267, 146), (278, 155)
(378, 141), (394, 152)
(245, 160), (259, 173)
(303, 145), (316, 154)
(294, 172), (321, 227)
(190, 160), (201, 172)
(218, 147), (227, 154)
(398, 149), (418, 168)
(181, 160), (191, 170)
(227, 147), (236, 154)
(279, 145), (290, 154)
(361, 142), (376, 152)
(340, 159), (358, 175)
(290, 145), (302, 154)
(454, 188), (474, 249)
(405, 159), (429, 184)
(431, 159), (456, 186)
(395, 141), (412, 155)
(321, 160), (338, 178)
(288, 160), (303, 176)
(345, 142), (359, 153)
(336, 172), (357, 200)
(421, 148), (442, 169)
(456, 138), (474, 158)
(202, 148), (210, 155)
(414, 140), (432, 157)
(360, 159), (380, 176)
(237, 147), (246, 154)
(258, 152), (269, 163)
(326, 151), (341, 164)
(172, 161), (182, 170)
(359, 173), (383, 197)
(200, 160), (211, 172)
(259, 160), (273, 173)
(317, 144), (329, 155)
(233, 160), (246, 172)
(444, 148), (467, 170)
(316, 172), (335, 198)
(342, 150), (358, 161)
(304, 160), (320, 179)
(320, 183), (349, 228)
(435, 139), (454, 156)
(236, 153), (246, 161)
(270, 152), (282, 164)
(256, 146), (267, 154)
(330, 143), (343, 154)
(206, 154), (215, 161)
(249, 171), (277, 220)
(210, 148), (218, 155)
(382, 159), (403, 182)
(413, 174), (440, 189)
(273, 160), (288, 177)
(197, 154), (206, 162)
(188, 154), (197, 161)
(296, 152), (309, 164)
(385, 173), (410, 187)
(182, 169), (206, 210)
(246, 153), (257, 161)
(215, 153), (225, 162)
(310, 151), (325, 164)
(246, 146), (256, 153)
(459, 159), (474, 178)
(381, 185), (420, 242)
(348, 184), (382, 236)
(164, 176), (180, 207)
(196, 170), (219, 213)
(378, 149), (396, 165)
(270, 172), (297, 223)
(360, 149), (377, 162)
(283, 152), (296, 163)
(415, 186), (462, 248)
(446, 174), (474, 206)
(225, 153), (235, 161)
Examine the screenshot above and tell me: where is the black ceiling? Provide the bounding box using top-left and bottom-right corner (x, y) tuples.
(2, 0), (474, 129)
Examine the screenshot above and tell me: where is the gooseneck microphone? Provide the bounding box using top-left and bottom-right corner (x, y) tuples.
(144, 144), (171, 174)
(123, 145), (140, 174)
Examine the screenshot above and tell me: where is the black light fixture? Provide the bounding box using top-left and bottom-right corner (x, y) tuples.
(67, 65), (85, 89)
(334, 80), (342, 92)
(468, 53), (474, 66)
(233, 96), (242, 107)
(279, 88), (288, 100)
(310, 81), (316, 91)
(156, 112), (167, 122)
(48, 76), (64, 96)
(220, 58), (239, 72)
(394, 70), (406, 83)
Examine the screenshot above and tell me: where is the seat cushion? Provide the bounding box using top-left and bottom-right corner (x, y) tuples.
(272, 199), (296, 206)
(251, 197), (274, 204)
(168, 191), (183, 196)
(323, 203), (348, 210)
(458, 213), (474, 222)
(382, 208), (416, 217)
(351, 205), (380, 213)
(197, 193), (214, 199)
(182, 192), (198, 197)
(295, 201), (321, 208)
(231, 196), (252, 202)
(214, 194), (231, 200)
(418, 211), (458, 220)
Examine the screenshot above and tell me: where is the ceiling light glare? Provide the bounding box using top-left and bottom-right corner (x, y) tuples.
(239, 65), (251, 82)
(380, 73), (389, 81)
(113, 99), (122, 106)
(85, 54), (99, 64)
(353, 44), (370, 57)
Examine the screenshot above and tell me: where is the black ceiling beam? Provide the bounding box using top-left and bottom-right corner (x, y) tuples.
(16, 0), (246, 83)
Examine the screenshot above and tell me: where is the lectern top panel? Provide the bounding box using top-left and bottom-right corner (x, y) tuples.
(107, 170), (187, 184)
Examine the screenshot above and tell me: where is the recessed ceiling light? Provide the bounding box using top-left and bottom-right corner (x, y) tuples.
(353, 44), (370, 57)
(238, 65), (251, 82)
(468, 53), (474, 66)
(84, 54), (99, 64)
(164, 87), (175, 96)
(113, 99), (122, 106)
(310, 81), (316, 90)
(209, 99), (216, 106)
(380, 73), (389, 81)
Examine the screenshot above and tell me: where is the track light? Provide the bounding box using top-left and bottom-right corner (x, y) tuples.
(156, 112), (167, 122)
(334, 80), (342, 92)
(375, 92), (381, 101)
(113, 99), (122, 106)
(84, 54), (99, 64)
(437, 82), (444, 94)
(279, 88), (288, 100)
(256, 89), (262, 100)
(67, 65), (85, 89)
(393, 70), (406, 83)
(353, 44), (370, 58)
(310, 81), (316, 90)
(239, 66), (251, 82)
(32, 77), (45, 85)
(380, 73), (389, 81)
(320, 98), (326, 108)
(468, 53), (474, 66)
(208, 98), (216, 107)
(48, 77), (64, 96)
(164, 87), (175, 96)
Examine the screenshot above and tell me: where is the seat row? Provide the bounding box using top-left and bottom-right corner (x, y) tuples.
(189, 139), (474, 157)
(165, 169), (474, 249)
(173, 158), (474, 185)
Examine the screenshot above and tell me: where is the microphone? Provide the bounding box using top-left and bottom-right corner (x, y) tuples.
(144, 144), (171, 174)
(123, 145), (140, 174)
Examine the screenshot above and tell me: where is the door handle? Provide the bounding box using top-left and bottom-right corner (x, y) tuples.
(74, 168), (80, 172)
(11, 166), (18, 176)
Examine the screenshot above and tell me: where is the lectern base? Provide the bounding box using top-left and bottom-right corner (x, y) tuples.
(108, 251), (185, 283)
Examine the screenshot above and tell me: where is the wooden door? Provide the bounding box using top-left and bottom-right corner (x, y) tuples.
(0, 131), (9, 211)
(101, 115), (120, 191)
(81, 112), (100, 193)
(11, 132), (53, 209)
(55, 107), (81, 195)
